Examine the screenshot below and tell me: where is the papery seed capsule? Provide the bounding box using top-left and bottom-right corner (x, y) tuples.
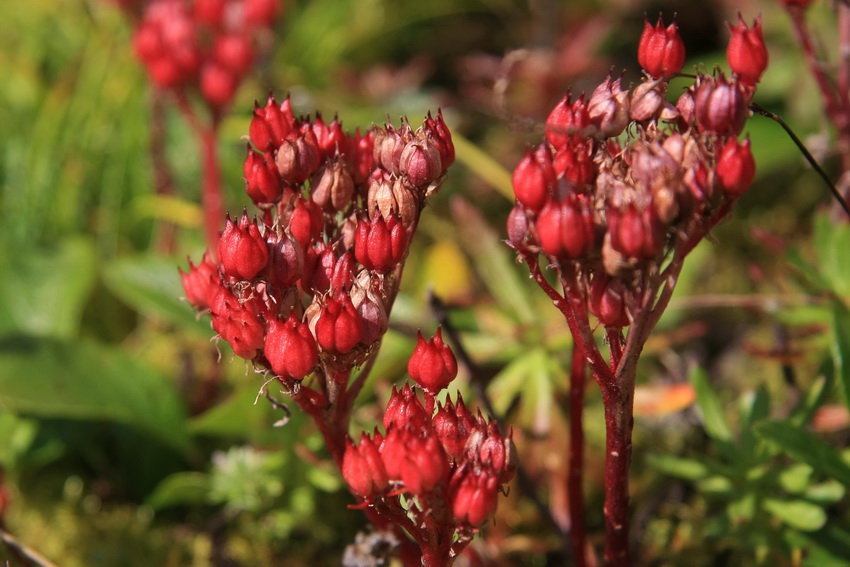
(265, 230), (303, 289)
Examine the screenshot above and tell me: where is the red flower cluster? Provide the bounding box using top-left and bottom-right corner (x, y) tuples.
(344, 374), (514, 554)
(509, 14), (763, 328)
(128, 0), (279, 110)
(181, 94), (453, 380)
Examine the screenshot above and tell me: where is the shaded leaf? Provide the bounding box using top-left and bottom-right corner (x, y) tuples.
(0, 336), (189, 452)
(691, 367), (733, 443)
(146, 472), (211, 510)
(647, 454), (711, 481)
(755, 421), (850, 486)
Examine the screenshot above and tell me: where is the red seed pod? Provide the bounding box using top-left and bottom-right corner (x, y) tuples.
(265, 230), (303, 289)
(637, 15), (686, 79)
(264, 312), (319, 380)
(589, 274), (631, 327)
(716, 136), (756, 197)
(310, 159), (355, 211)
(275, 124), (322, 184)
(200, 62), (238, 109)
(342, 435), (389, 499)
(213, 33), (255, 77)
(250, 94), (294, 150)
(383, 383), (430, 433)
(425, 109), (455, 170)
(313, 295), (363, 354)
(348, 127), (375, 185)
(628, 79), (667, 122)
(311, 114), (349, 159)
(694, 74), (749, 136)
(287, 196), (324, 247)
(588, 75), (630, 137)
(433, 398), (468, 460)
(553, 140), (596, 190)
(407, 327), (458, 393)
(399, 137), (443, 188)
(179, 252), (221, 310)
(194, 0), (226, 28)
(355, 212), (408, 272)
(450, 468), (500, 527)
(535, 194), (595, 260)
(350, 271), (388, 345)
(243, 144), (281, 205)
(512, 144), (556, 212)
(244, 0), (281, 27)
(394, 430), (450, 496)
(329, 250), (356, 294)
(304, 242), (334, 293)
(608, 203), (666, 260)
(210, 287), (266, 360)
(545, 93), (592, 150)
(217, 212), (269, 280)
(727, 14), (768, 87)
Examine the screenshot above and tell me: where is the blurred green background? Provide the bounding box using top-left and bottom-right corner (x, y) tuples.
(2, 0), (850, 565)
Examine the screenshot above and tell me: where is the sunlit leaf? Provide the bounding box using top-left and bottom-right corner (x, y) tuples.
(764, 498), (827, 531)
(755, 420), (850, 486)
(691, 367), (733, 443)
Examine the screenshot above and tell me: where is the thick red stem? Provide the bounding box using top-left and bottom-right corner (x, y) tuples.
(600, 374), (634, 567)
(568, 346), (587, 567)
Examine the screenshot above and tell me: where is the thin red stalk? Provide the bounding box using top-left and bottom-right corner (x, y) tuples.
(568, 345), (587, 567)
(600, 377), (633, 567)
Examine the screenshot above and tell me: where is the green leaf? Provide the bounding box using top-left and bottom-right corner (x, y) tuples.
(804, 479), (846, 504)
(487, 348), (559, 433)
(763, 498), (827, 531)
(803, 523), (850, 566)
(101, 253), (211, 334)
(691, 367), (733, 443)
(778, 463), (813, 494)
(646, 454), (711, 481)
(755, 421), (850, 486)
(833, 300), (850, 412)
(0, 336), (189, 452)
(0, 238), (95, 338)
(814, 213), (850, 297)
(146, 472), (211, 510)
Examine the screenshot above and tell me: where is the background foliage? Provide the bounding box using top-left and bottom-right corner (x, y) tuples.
(1, 0), (849, 565)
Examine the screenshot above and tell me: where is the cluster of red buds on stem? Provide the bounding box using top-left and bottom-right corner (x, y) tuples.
(508, 14), (767, 567)
(343, 329), (516, 566)
(180, 93), (462, 562)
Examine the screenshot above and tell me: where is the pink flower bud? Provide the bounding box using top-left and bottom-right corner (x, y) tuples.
(264, 312), (318, 380)
(637, 15), (686, 79)
(180, 252), (221, 310)
(355, 212), (408, 272)
(629, 79), (667, 122)
(694, 74), (749, 136)
(313, 295), (363, 354)
(535, 194), (595, 260)
(350, 272), (388, 345)
(716, 136), (756, 197)
(589, 274), (631, 327)
(399, 137), (443, 187)
(407, 327), (458, 393)
(588, 75), (630, 137)
(342, 435), (388, 499)
(727, 14), (768, 86)
(512, 145), (556, 212)
(243, 145), (281, 205)
(217, 212), (269, 280)
(506, 204), (530, 250)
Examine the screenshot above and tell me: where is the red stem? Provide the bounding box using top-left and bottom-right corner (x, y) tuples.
(568, 345), (587, 567)
(600, 377), (633, 567)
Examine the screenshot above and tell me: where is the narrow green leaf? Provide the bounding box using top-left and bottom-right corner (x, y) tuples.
(691, 367), (733, 443)
(646, 454), (711, 481)
(755, 421), (850, 486)
(763, 498), (827, 531)
(146, 472), (211, 510)
(778, 463), (813, 494)
(805, 479), (846, 504)
(452, 132), (514, 200)
(0, 336), (189, 452)
(833, 300), (850, 412)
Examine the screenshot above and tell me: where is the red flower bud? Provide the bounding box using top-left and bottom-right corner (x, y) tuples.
(244, 0), (281, 27)
(213, 33), (255, 77)
(608, 203), (666, 260)
(243, 145), (281, 204)
(407, 327), (458, 393)
(545, 93), (591, 149)
(535, 194), (595, 260)
(450, 468), (500, 527)
(425, 109), (455, 170)
(210, 288), (266, 360)
(716, 136), (756, 197)
(433, 397), (469, 459)
(180, 252), (221, 310)
(589, 274), (631, 327)
(200, 62), (237, 109)
(264, 312), (318, 380)
(250, 94), (295, 150)
(348, 128), (375, 185)
(383, 383), (429, 432)
(313, 295), (363, 354)
(355, 212), (408, 272)
(287, 196), (324, 247)
(194, 0), (225, 28)
(637, 16), (686, 79)
(727, 14), (768, 86)
(342, 435), (389, 499)
(512, 144), (556, 212)
(217, 212), (269, 280)
(553, 140), (596, 190)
